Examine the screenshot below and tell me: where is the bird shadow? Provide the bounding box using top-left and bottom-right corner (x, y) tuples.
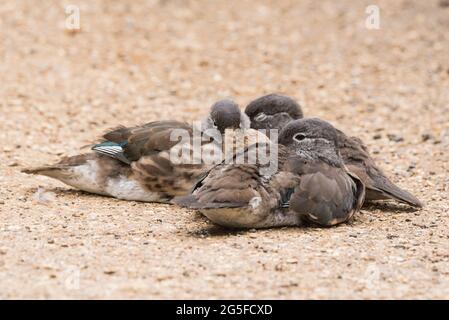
(362, 201), (420, 213)
(187, 224), (248, 238)
(24, 186), (108, 200)
(183, 211), (240, 237)
(185, 221), (351, 238)
(186, 213), (333, 237)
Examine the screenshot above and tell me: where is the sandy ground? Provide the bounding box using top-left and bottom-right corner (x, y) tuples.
(0, 0), (448, 299)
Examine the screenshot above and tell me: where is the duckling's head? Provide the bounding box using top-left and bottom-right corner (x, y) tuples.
(209, 99), (243, 133)
(279, 118), (342, 166)
(245, 93), (303, 131)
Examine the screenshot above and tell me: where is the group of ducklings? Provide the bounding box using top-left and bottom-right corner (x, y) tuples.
(24, 94), (422, 228)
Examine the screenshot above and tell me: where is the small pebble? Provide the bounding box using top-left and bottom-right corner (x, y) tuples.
(104, 270), (116, 275)
(33, 188), (55, 205)
(387, 134), (404, 142)
(421, 133), (434, 142)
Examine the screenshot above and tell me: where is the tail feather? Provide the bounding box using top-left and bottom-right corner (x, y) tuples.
(368, 179), (423, 208)
(22, 166), (71, 179)
(172, 195), (245, 209)
(171, 195), (198, 207)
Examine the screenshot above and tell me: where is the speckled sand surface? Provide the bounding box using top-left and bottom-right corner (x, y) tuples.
(0, 0), (448, 299)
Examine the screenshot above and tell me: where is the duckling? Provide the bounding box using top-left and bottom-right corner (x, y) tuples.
(244, 93), (423, 208)
(23, 100), (267, 203)
(175, 118), (365, 228)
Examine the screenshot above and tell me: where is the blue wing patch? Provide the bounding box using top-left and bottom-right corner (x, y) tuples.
(92, 141), (131, 165)
(280, 188), (295, 208)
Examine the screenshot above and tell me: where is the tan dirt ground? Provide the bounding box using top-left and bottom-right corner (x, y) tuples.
(0, 0), (448, 299)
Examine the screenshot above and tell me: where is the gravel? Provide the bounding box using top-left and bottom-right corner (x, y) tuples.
(0, 0), (448, 299)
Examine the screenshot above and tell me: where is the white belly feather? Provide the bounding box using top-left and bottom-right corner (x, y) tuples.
(65, 160), (162, 202)
(68, 160), (108, 195)
(105, 176), (164, 202)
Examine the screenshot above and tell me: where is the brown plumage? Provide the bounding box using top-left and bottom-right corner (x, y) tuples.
(175, 119), (365, 228)
(22, 100), (267, 203)
(245, 93), (423, 208)
(102, 121), (194, 161)
(335, 130), (423, 207)
(22, 153), (133, 197)
(245, 93), (303, 130)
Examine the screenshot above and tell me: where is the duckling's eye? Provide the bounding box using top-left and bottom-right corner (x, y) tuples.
(293, 133), (307, 142)
(254, 112), (268, 121)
